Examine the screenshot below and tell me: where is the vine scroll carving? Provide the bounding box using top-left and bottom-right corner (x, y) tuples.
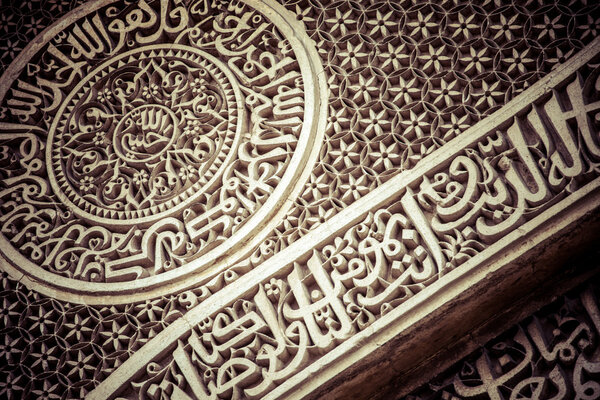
(1, 0), (600, 399)
(0, 0), (327, 302)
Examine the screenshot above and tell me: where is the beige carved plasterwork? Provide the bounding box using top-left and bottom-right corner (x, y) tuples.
(49, 46), (242, 227)
(402, 278), (600, 400)
(87, 38), (600, 399)
(0, 0), (326, 301)
(0, 0), (600, 399)
(248, 0), (600, 272)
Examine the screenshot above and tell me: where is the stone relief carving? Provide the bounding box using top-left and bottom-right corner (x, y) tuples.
(250, 0), (600, 274)
(401, 275), (600, 400)
(87, 40), (600, 399)
(0, 270), (184, 398)
(0, 0), (599, 399)
(1, 0), (598, 297)
(0, 0), (326, 300)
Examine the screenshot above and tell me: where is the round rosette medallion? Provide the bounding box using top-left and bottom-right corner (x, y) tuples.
(0, 0), (326, 303)
(48, 45), (242, 226)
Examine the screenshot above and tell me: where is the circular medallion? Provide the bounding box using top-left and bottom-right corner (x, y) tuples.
(48, 45), (242, 226)
(0, 0), (326, 303)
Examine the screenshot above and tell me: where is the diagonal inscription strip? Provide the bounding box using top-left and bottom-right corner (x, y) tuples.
(89, 36), (600, 399)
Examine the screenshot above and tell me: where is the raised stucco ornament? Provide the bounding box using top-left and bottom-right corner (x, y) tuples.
(0, 0), (327, 303)
(0, 0), (600, 399)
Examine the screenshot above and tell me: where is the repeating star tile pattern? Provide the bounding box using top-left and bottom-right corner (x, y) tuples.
(251, 0), (600, 267)
(0, 270), (184, 399)
(0, 0), (87, 72)
(0, 0), (599, 398)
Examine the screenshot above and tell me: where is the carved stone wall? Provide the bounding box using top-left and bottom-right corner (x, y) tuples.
(0, 0), (599, 399)
(0, 0), (328, 303)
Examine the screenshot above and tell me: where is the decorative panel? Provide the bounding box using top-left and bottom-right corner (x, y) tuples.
(0, 0), (599, 399)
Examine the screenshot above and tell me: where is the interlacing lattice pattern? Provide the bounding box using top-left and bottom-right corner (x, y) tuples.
(0, 0), (87, 73)
(400, 271), (600, 400)
(0, 271), (184, 399)
(113, 47), (600, 397)
(254, 0), (600, 263)
(0, 0), (599, 399)
(0, 0), (310, 396)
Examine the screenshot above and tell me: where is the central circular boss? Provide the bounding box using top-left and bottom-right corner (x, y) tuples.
(47, 45), (242, 227)
(113, 104), (179, 165)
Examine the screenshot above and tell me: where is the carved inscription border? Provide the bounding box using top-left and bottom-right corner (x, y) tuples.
(0, 0), (328, 303)
(87, 35), (600, 400)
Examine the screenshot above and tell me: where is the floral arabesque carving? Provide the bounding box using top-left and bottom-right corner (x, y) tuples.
(1, 1), (600, 398)
(173, 0), (600, 312)
(91, 41), (600, 399)
(0, 0), (325, 301)
(50, 47), (240, 223)
(1, 0), (599, 295)
(248, 0), (600, 270)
